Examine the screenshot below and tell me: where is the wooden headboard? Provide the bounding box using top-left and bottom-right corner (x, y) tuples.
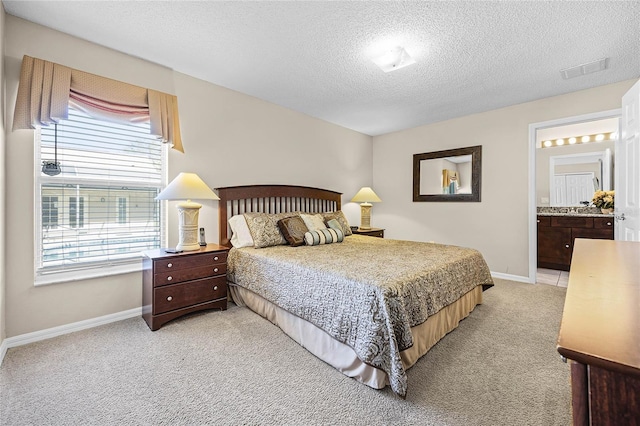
(216, 185), (342, 247)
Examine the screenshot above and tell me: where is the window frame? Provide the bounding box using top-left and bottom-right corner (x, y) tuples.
(33, 114), (168, 286)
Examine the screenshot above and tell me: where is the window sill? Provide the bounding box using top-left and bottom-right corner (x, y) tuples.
(35, 260), (143, 286)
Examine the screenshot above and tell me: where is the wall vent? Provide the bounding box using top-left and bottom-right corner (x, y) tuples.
(560, 58), (609, 79)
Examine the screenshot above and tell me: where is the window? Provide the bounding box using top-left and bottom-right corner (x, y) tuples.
(118, 197), (128, 224)
(69, 196), (85, 228)
(42, 196), (59, 229)
(36, 107), (166, 282)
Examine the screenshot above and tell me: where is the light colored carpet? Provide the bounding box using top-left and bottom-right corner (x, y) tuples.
(0, 278), (571, 425)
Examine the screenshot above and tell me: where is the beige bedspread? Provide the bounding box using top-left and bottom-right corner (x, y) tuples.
(227, 235), (494, 397)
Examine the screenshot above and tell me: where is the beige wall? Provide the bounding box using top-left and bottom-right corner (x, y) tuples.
(0, 5), (6, 346)
(372, 79), (636, 278)
(3, 16), (371, 337)
(3, 13), (637, 338)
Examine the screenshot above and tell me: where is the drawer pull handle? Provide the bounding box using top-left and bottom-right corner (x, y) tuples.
(213, 256), (219, 261)
(565, 244), (570, 248)
(213, 267), (219, 273)
(167, 263), (173, 268)
(213, 286), (218, 291)
(536, 220), (540, 223)
(167, 276), (172, 281)
(607, 222), (611, 226)
(167, 296), (173, 301)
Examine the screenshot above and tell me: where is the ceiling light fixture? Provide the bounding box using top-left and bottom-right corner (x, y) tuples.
(372, 46), (416, 72)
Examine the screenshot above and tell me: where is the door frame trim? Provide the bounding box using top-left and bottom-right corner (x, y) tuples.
(528, 109), (621, 283)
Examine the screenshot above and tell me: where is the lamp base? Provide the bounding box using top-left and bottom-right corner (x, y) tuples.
(359, 203), (372, 230)
(176, 201), (202, 251)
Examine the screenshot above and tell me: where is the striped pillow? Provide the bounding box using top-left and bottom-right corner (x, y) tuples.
(304, 228), (344, 246)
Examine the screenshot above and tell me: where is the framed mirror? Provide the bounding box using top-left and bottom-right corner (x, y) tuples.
(413, 145), (481, 202)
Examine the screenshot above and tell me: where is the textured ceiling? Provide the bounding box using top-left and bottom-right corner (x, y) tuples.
(3, 1), (640, 136)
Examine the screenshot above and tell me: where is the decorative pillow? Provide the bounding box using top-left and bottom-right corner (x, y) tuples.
(244, 212), (298, 248)
(300, 213), (328, 232)
(304, 228), (344, 246)
(277, 216), (309, 247)
(229, 214), (254, 248)
(326, 219), (343, 233)
(321, 210), (352, 236)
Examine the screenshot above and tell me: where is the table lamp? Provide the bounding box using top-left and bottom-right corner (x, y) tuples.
(156, 172), (219, 251)
(351, 187), (381, 230)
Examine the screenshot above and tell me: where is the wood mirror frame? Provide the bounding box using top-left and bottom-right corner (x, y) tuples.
(413, 145), (482, 202)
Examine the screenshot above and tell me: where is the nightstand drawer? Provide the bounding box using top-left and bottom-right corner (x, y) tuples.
(154, 264), (227, 287)
(154, 252), (228, 273)
(153, 276), (227, 315)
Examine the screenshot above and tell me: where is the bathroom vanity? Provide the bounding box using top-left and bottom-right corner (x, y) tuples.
(537, 211), (614, 271)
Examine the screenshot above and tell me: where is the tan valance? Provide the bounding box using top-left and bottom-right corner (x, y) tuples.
(13, 55), (184, 153)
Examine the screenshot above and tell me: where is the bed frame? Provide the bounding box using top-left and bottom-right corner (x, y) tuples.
(216, 184), (342, 246)
(215, 184), (488, 395)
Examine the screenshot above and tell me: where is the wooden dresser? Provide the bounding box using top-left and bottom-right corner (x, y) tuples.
(142, 244), (229, 331)
(537, 215), (613, 271)
(557, 239), (640, 425)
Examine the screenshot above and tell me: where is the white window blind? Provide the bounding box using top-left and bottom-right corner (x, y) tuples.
(36, 107), (166, 280)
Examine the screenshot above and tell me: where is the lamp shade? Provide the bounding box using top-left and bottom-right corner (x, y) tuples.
(351, 187), (381, 203)
(156, 172), (220, 201)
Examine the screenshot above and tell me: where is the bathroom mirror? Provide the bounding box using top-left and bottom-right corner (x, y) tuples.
(548, 150), (612, 206)
(413, 145), (481, 202)
(535, 117), (617, 207)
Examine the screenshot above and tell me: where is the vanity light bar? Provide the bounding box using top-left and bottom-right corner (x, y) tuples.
(541, 132), (617, 148)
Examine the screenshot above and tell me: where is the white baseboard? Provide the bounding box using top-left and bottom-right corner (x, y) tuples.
(0, 338), (7, 366)
(491, 271), (533, 284)
(1, 307), (142, 364)
(0, 271), (529, 365)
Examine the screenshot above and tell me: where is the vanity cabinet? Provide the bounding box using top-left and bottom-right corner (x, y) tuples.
(537, 215), (614, 271)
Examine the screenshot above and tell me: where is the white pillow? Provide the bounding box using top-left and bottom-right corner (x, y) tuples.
(229, 215), (255, 248)
(300, 213), (327, 232)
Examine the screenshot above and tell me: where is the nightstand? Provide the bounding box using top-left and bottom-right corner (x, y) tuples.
(352, 227), (385, 238)
(142, 244), (229, 331)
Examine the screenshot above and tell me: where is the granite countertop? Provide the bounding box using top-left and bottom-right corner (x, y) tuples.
(537, 212), (610, 217)
(537, 207), (613, 217)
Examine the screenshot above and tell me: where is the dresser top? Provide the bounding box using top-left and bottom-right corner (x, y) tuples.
(557, 239), (640, 376)
(143, 243), (229, 260)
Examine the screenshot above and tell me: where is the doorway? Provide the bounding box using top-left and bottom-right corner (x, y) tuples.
(528, 109), (621, 284)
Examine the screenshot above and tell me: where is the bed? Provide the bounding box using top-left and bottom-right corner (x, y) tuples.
(217, 185), (494, 397)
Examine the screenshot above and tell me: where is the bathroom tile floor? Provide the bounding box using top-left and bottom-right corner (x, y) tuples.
(537, 268), (569, 287)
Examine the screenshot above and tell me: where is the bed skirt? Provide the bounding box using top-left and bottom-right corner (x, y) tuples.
(229, 283), (483, 390)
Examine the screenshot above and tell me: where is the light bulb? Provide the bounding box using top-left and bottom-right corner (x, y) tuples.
(581, 136), (590, 143)
(595, 134), (605, 141)
(568, 137), (577, 144)
(543, 140), (552, 147)
(556, 139), (565, 146)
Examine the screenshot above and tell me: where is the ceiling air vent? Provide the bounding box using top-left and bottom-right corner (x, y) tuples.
(560, 58), (609, 80)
